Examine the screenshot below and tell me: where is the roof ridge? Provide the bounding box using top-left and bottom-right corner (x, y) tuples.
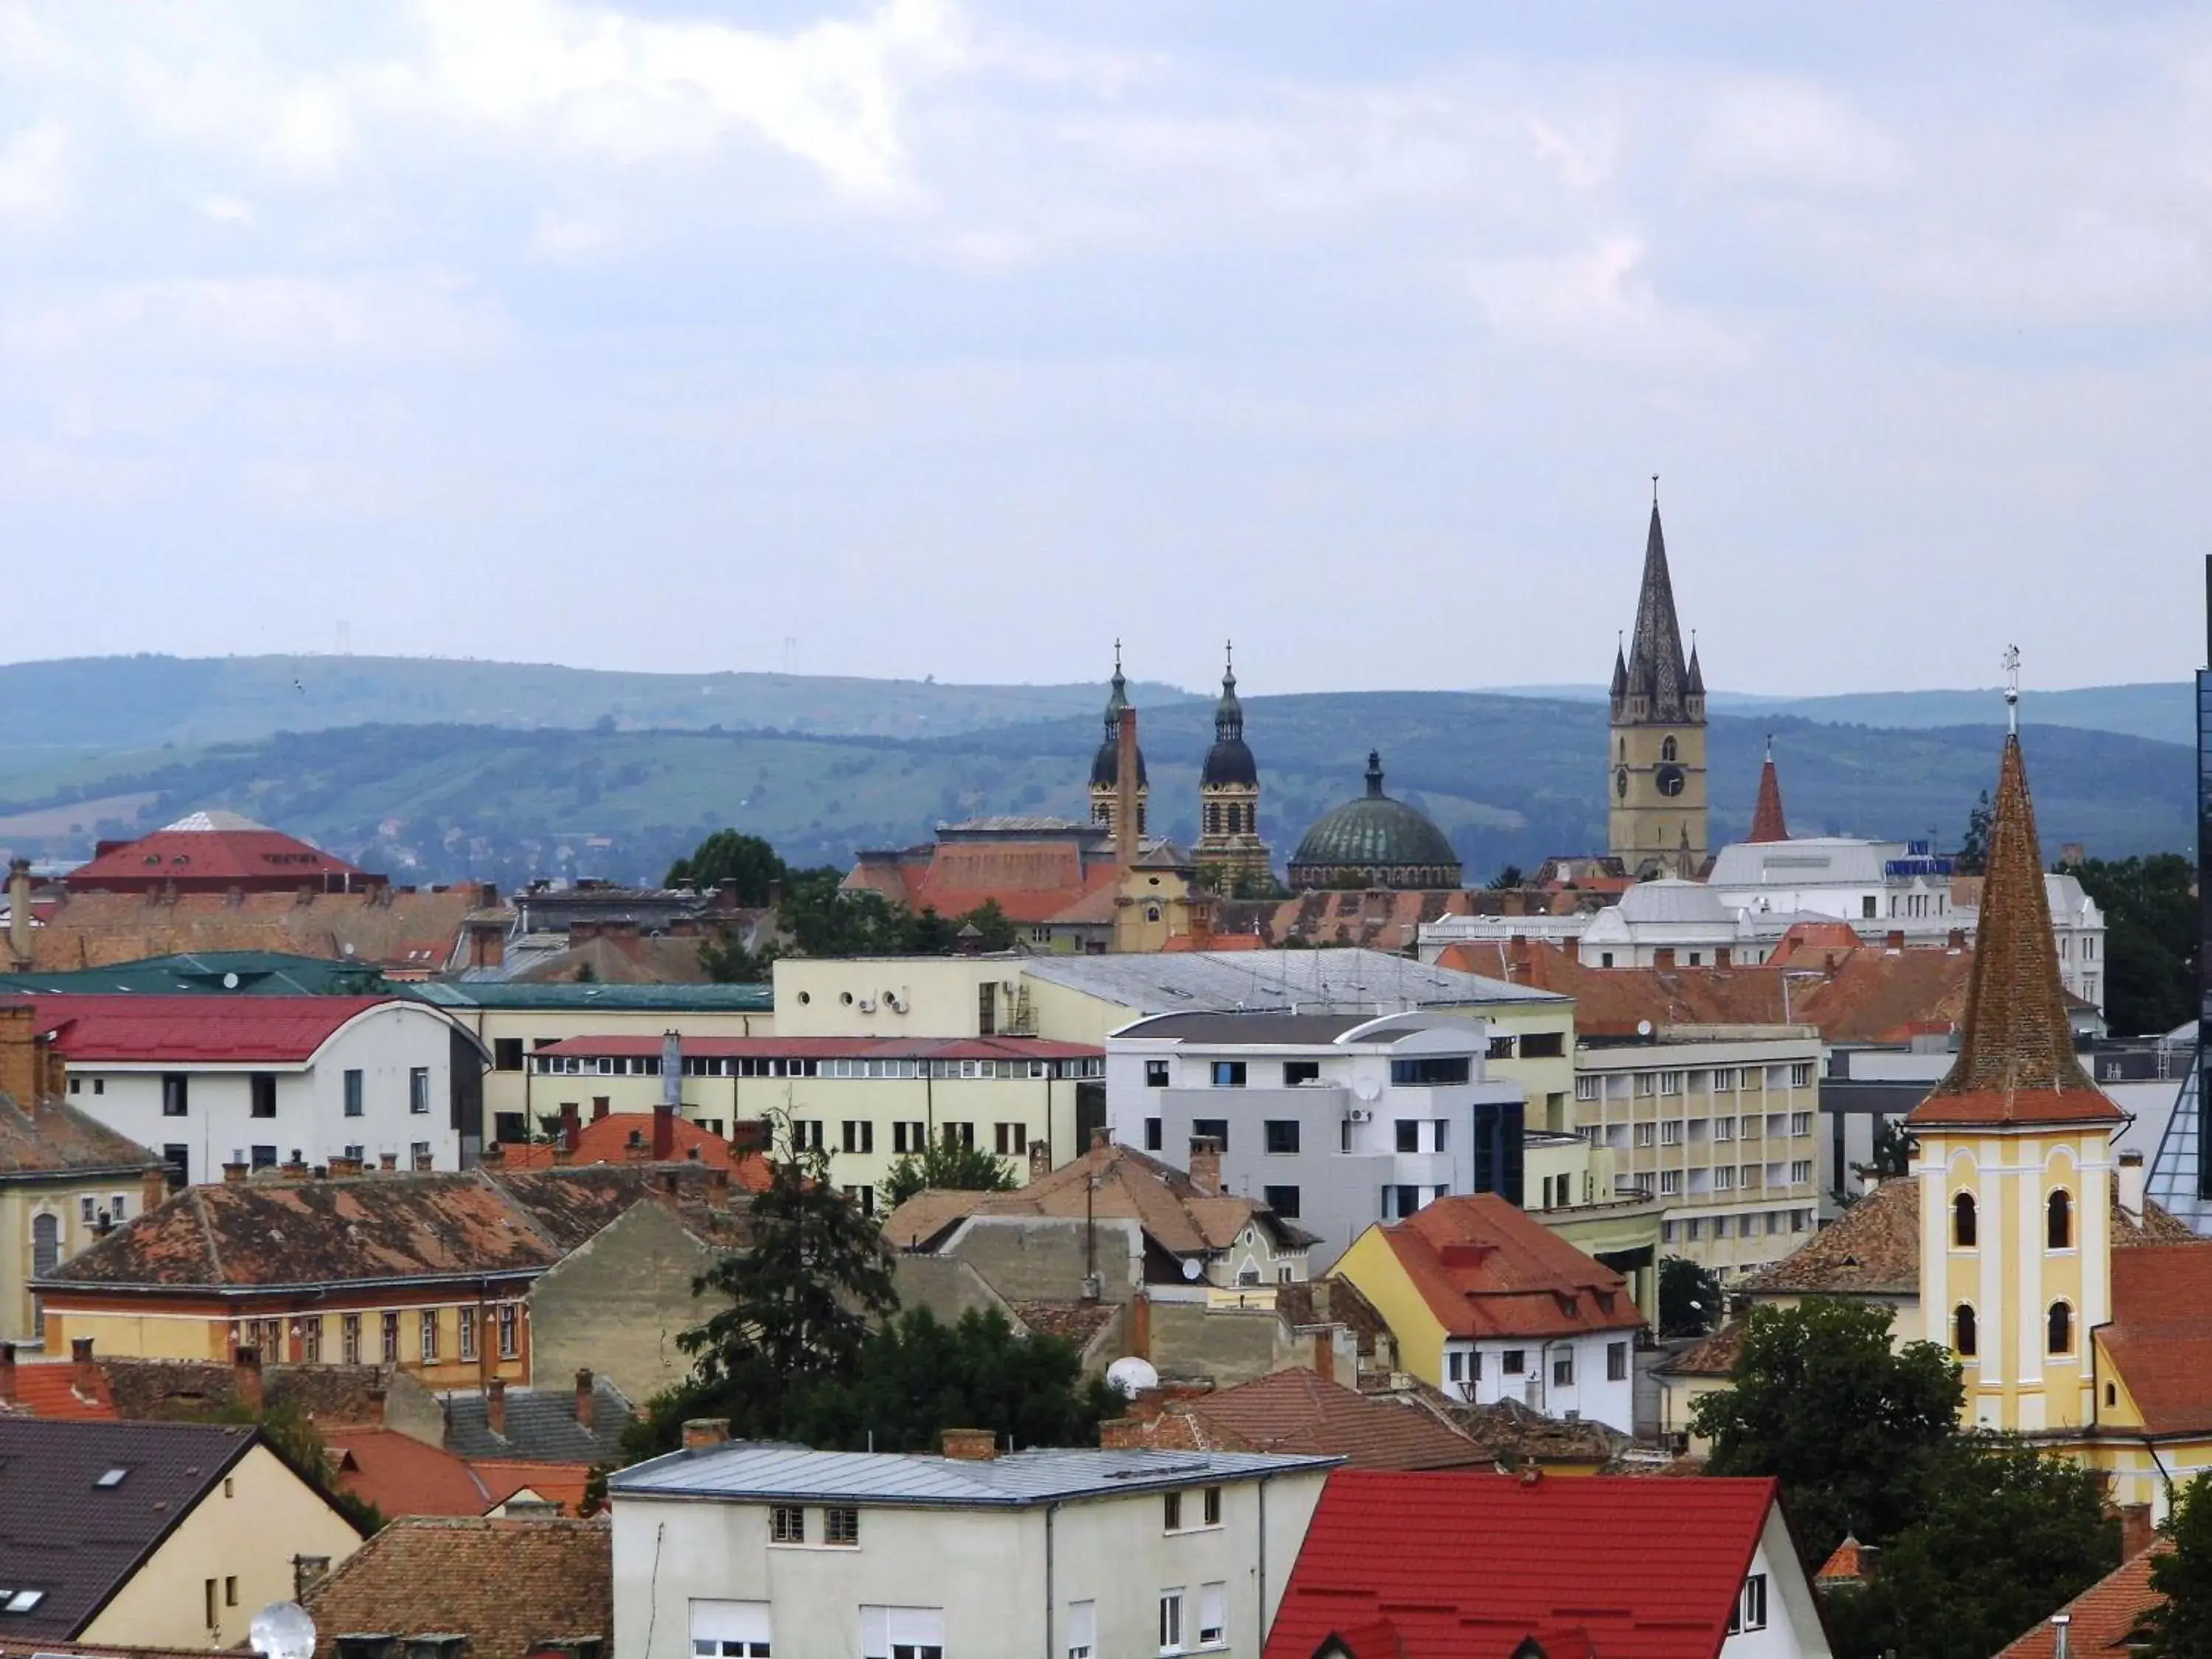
(190, 1186), (224, 1284)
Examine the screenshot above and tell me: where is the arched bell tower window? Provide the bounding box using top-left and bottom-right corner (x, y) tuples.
(2048, 1189), (2073, 1250)
(1954, 1304), (1977, 1357)
(2048, 1301), (2073, 1355)
(1953, 1192), (1977, 1248)
(1661, 736), (1678, 763)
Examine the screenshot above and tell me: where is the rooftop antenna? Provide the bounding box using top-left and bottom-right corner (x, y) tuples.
(2002, 644), (2022, 736)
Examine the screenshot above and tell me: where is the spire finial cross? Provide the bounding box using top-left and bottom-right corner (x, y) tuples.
(1225, 639), (1233, 672)
(2002, 644), (2021, 735)
(1113, 638), (1122, 674)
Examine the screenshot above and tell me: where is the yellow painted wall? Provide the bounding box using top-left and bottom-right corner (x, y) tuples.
(1332, 1224), (1447, 1387)
(44, 1307), (229, 1360)
(5, 1176), (156, 1343)
(1608, 717), (1708, 867)
(465, 1006), (772, 1124)
(773, 959), (1005, 1037)
(82, 1441), (364, 1650)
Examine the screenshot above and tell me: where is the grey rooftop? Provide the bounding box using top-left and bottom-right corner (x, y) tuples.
(1020, 948), (1564, 1013)
(412, 981), (773, 1012)
(1112, 1011), (1450, 1047)
(610, 1442), (1338, 1507)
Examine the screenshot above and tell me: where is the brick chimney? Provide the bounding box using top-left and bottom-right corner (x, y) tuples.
(1885, 929), (1905, 950)
(479, 1143), (505, 1167)
(0, 1002), (44, 1107)
(1187, 1135), (1222, 1197)
(574, 1367), (595, 1430)
(374, 1152), (394, 1172)
(222, 1161), (249, 1185)
(328, 1154), (362, 1178)
(0, 1342), (15, 1405)
(1027, 1138), (1051, 1184)
(591, 1096), (611, 1121)
(142, 1164), (172, 1215)
(7, 858), (32, 967)
(1130, 1290), (1151, 1360)
(560, 1103), (580, 1154)
(2121, 1501), (2155, 1559)
(652, 1102), (675, 1161)
(730, 1119), (769, 1157)
(412, 1149), (434, 1172)
(1115, 706), (1140, 873)
(2119, 1150), (2146, 1218)
(939, 1427), (997, 1461)
(487, 1377), (507, 1437)
(72, 1336), (97, 1398)
(683, 1418), (730, 1450)
(468, 919), (506, 970)
(234, 1345), (265, 1412)
(1098, 1417), (1147, 1450)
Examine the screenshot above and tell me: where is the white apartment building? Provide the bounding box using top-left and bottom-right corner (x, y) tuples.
(1106, 1010), (1524, 1270)
(609, 1433), (1335, 1659)
(1573, 1029), (1825, 1279)
(40, 995), (481, 1183)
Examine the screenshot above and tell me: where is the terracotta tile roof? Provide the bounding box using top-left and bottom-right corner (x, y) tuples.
(1215, 890), (1484, 954)
(22, 886), (498, 975)
(66, 818), (374, 891)
(1262, 1470), (1781, 1659)
(1816, 1535), (1868, 1583)
(1372, 1194), (1645, 1341)
(97, 1359), (387, 1426)
(2104, 1243), (2212, 1435)
(0, 1089), (159, 1178)
(495, 1113), (773, 1191)
(1740, 1178), (1920, 1296)
(42, 1164), (745, 1293)
(1281, 1278), (1392, 1358)
(1653, 1321), (1745, 1380)
(303, 1516), (611, 1659)
(1004, 1299), (1119, 1347)
(882, 1139), (1287, 1259)
(32, 994), (417, 1063)
(0, 1359), (116, 1420)
(322, 1427), (596, 1519)
(1910, 734), (2119, 1130)
(1419, 1391), (1632, 1467)
(1152, 1371), (1490, 1471)
(1994, 1542), (2167, 1659)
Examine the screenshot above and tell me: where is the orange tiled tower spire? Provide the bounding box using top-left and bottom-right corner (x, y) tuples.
(1747, 737), (1789, 844)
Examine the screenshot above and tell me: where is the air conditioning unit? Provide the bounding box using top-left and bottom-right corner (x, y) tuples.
(857, 999), (877, 1014)
(1348, 1107), (1373, 1124)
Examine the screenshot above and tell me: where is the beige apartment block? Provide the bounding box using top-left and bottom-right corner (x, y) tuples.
(1573, 1026), (1823, 1279)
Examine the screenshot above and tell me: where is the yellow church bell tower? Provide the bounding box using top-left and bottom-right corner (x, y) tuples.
(1608, 485), (1709, 877)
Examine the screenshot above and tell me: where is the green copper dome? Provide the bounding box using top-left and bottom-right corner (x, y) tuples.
(1287, 751), (1461, 889)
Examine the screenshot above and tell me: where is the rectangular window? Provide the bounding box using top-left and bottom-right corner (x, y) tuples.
(824, 1506), (859, 1545)
(162, 1074), (189, 1117)
(251, 1074), (277, 1118)
(1068, 1599), (1096, 1659)
(341, 1313), (361, 1366)
(244, 1144), (276, 1172)
(1190, 1117), (1229, 1152)
(1488, 1034), (1517, 1060)
(1687, 1217), (1703, 1239)
(493, 1037), (525, 1071)
(1574, 1074), (1599, 1101)
(1634, 1123), (1655, 1147)
(792, 1120), (824, 1152)
(1553, 1350), (1573, 1386)
(1790, 1063), (1812, 1088)
(1160, 1590), (1185, 1655)
(1391, 1183), (1419, 1219)
(1660, 1071), (1683, 1096)
(1203, 1485), (1221, 1526)
(939, 1121), (973, 1150)
(1714, 1116), (1734, 1141)
(993, 1122), (1026, 1156)
(1395, 1119), (1419, 1153)
(1659, 1170), (1683, 1196)
(206, 1579), (218, 1630)
(1389, 1057), (1472, 1086)
(1263, 1185), (1301, 1218)
(1265, 1120), (1300, 1155)
(892, 1121), (925, 1155)
(1144, 1060), (1171, 1088)
(1791, 1161), (1813, 1184)
(343, 1070), (364, 1119)
(1197, 1582), (1225, 1647)
(299, 1316), (321, 1363)
(1283, 1060), (1321, 1086)
(1607, 1340), (1629, 1381)
(1634, 1071), (1656, 1096)
(1503, 1349), (1526, 1375)
(498, 1302), (519, 1357)
(410, 1068), (431, 1115)
(1661, 1220), (1677, 1242)
(420, 1310), (439, 1363)
(380, 1311), (400, 1363)
(457, 1307), (476, 1362)
(1660, 1121), (1683, 1146)
(1730, 1573), (1768, 1635)
(1715, 1167), (1736, 1191)
(1790, 1112), (1812, 1135)
(1520, 1031), (1565, 1059)
(1795, 1208), (1812, 1232)
(1164, 1489), (1183, 1531)
(842, 1120), (874, 1154)
(1211, 1061), (1247, 1088)
(1144, 1117), (1164, 1152)
(1447, 1350), (1464, 1382)
(1714, 1068), (1736, 1091)
(1715, 1214), (1733, 1238)
(690, 1599), (773, 1659)
(843, 1185), (876, 1215)
(771, 1505), (805, 1543)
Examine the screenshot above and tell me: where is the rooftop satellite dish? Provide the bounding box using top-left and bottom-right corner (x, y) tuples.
(249, 1603), (316, 1659)
(1636, 1019), (1654, 1037)
(1181, 1256), (1203, 1281)
(1354, 1078), (1381, 1103)
(1105, 1355), (1160, 1398)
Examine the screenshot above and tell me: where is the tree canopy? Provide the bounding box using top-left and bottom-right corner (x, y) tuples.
(1659, 1255), (1723, 1338)
(666, 829), (787, 901)
(880, 1137), (1020, 1216)
(2144, 1472), (2212, 1656)
(2064, 852), (2197, 1036)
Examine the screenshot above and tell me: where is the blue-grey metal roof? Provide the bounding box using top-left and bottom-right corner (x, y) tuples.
(1022, 949), (1565, 1012)
(610, 1442), (1336, 1507)
(412, 981), (772, 1012)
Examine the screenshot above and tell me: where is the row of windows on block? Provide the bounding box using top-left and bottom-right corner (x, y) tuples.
(115, 1070), (436, 1117)
(783, 1120), (1034, 1157)
(232, 1304), (521, 1366)
(1660, 1210), (1815, 1242)
(1953, 1301), (2078, 1357)
(1150, 1057), (1489, 1089)
(1575, 1065), (1811, 1100)
(1951, 1190), (2074, 1250)
(1621, 1113), (1813, 1143)
(1635, 1163), (1814, 1197)
(691, 1589), (1228, 1659)
(1445, 1340), (1632, 1386)
(527, 1053), (1102, 1081)
(1142, 1117), (1449, 1156)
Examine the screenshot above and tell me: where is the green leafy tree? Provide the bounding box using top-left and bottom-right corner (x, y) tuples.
(2144, 1472), (2212, 1656)
(1956, 790), (1993, 874)
(1691, 1298), (1961, 1559)
(1841, 1119), (1919, 1204)
(880, 1137), (1020, 1217)
(208, 1401), (383, 1535)
(1826, 1436), (2116, 1659)
(666, 829), (787, 901)
(2064, 853), (2197, 1036)
(1659, 1255), (1724, 1338)
(787, 1306), (1121, 1452)
(630, 1119), (897, 1454)
(956, 900), (1020, 952)
(699, 923), (776, 984)
(1488, 863), (1526, 890)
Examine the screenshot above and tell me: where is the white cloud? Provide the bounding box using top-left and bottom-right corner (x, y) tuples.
(0, 122), (66, 218)
(1467, 236), (1755, 371)
(1698, 77), (1904, 194)
(199, 195), (258, 226)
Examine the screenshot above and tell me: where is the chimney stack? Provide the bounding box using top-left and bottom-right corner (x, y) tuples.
(7, 858), (32, 967)
(328, 1154), (362, 1178)
(142, 1164), (172, 1215)
(575, 1367), (595, 1430)
(1115, 705), (1140, 873)
(652, 1102), (675, 1162)
(939, 1427), (997, 1461)
(560, 1103), (580, 1154)
(412, 1149), (434, 1172)
(1027, 1138), (1051, 1185)
(72, 1336), (97, 1398)
(0, 1342), (15, 1405)
(2119, 1150), (2146, 1219)
(1187, 1135), (1222, 1197)
(2121, 1502), (2155, 1559)
(378, 1152), (397, 1172)
(234, 1345), (265, 1412)
(0, 1003), (42, 1109)
(222, 1161), (249, 1186)
(683, 1418), (731, 1450)
(487, 1377), (507, 1437)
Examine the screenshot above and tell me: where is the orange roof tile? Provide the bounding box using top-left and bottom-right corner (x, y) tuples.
(0, 1359), (116, 1420)
(1994, 1543), (2166, 1659)
(2104, 1243), (2212, 1436)
(1376, 1194), (1645, 1341)
(303, 1515), (609, 1659)
(1748, 746), (1789, 844)
(325, 1430), (599, 1519)
(1157, 1371), (1489, 1471)
(496, 1113), (772, 1191)
(1816, 1535), (1867, 1583)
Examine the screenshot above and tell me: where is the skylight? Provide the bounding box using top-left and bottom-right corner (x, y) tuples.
(3, 1589), (46, 1613)
(94, 1467), (129, 1488)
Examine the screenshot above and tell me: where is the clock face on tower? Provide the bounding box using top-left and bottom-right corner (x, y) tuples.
(1655, 763), (1687, 798)
(1615, 767), (1629, 800)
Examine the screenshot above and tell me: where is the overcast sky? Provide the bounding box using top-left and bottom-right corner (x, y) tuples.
(1, 2), (2208, 698)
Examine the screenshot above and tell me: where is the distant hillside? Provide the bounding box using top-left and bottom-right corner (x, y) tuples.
(0, 694), (2185, 888)
(0, 653), (1198, 767)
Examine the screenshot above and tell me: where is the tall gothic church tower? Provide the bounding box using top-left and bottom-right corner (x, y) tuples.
(1194, 644), (1270, 888)
(1088, 644), (1147, 847)
(1608, 495), (1708, 876)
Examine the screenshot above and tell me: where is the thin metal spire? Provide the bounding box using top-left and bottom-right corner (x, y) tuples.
(2003, 644), (2021, 736)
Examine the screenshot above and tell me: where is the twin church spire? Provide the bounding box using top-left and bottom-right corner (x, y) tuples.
(1087, 644), (1271, 883)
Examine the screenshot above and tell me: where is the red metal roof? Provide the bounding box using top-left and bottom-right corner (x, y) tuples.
(1265, 1470), (1781, 1659)
(66, 817), (375, 892)
(529, 1034), (1100, 1060)
(32, 995), (410, 1063)
(1377, 1194), (1646, 1340)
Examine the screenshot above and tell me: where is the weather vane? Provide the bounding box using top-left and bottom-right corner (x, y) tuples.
(2002, 644), (2021, 735)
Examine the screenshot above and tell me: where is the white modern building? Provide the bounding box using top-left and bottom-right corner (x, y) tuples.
(1106, 1010), (1525, 1270)
(609, 1433), (1336, 1659)
(38, 995), (484, 1182)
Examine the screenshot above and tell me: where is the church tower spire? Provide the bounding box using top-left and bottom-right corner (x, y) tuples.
(1748, 736), (1790, 844)
(1196, 641), (1270, 889)
(1088, 641), (1147, 848)
(1607, 487), (1709, 877)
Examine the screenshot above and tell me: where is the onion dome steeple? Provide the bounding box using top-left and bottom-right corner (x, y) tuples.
(1201, 643), (1257, 788)
(1089, 641), (1147, 790)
